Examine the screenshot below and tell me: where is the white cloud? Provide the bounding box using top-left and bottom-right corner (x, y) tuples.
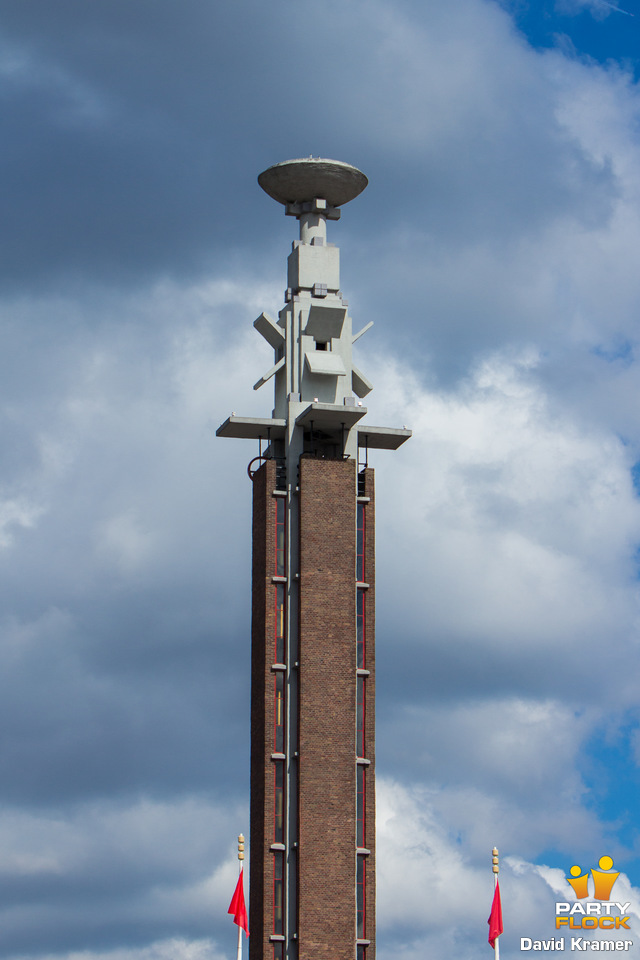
(0, 796), (248, 945)
(368, 348), (640, 695)
(383, 697), (592, 805)
(378, 779), (640, 958)
(9, 940), (228, 960)
(96, 511), (158, 575)
(377, 778), (570, 957)
(555, 0), (632, 19)
(0, 495), (43, 548)
(2, 1), (640, 957)
(0, 262), (636, 955)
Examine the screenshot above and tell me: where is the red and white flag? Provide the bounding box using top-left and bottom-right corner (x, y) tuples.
(488, 879), (503, 949)
(228, 868), (249, 936)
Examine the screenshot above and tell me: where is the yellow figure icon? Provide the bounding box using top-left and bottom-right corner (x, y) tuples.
(591, 856), (619, 901)
(566, 864), (589, 899)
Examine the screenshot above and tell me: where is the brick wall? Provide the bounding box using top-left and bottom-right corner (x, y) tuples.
(250, 456), (376, 960)
(361, 467), (376, 960)
(298, 457), (362, 960)
(250, 459), (276, 960)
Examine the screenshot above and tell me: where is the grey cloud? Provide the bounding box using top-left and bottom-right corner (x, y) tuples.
(0, 0), (620, 314)
(0, 1), (639, 957)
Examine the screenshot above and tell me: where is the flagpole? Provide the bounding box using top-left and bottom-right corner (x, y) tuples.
(492, 847), (500, 960)
(237, 834), (245, 960)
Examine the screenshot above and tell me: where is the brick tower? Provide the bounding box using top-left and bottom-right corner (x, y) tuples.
(217, 158), (410, 960)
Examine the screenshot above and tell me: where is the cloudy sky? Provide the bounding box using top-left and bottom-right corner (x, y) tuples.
(1, 0), (640, 958)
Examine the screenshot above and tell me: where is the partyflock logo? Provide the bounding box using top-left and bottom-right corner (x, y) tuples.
(521, 857), (634, 952)
(556, 857), (630, 931)
(564, 858), (620, 903)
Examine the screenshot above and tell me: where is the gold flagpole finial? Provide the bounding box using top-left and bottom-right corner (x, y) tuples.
(238, 834), (245, 862)
(492, 847), (499, 874)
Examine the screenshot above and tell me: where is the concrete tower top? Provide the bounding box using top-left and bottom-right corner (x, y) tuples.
(258, 158), (368, 208)
(217, 158), (411, 458)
